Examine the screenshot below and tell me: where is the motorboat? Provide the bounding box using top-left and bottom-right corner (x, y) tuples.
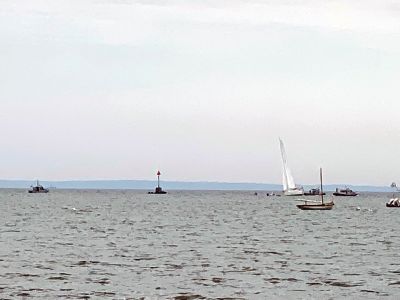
(386, 198), (400, 207)
(387, 182), (400, 207)
(304, 188), (326, 196)
(333, 187), (358, 196)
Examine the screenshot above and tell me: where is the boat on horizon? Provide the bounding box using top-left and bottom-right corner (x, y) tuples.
(279, 138), (304, 196)
(333, 187), (358, 196)
(28, 180), (49, 193)
(296, 168), (334, 210)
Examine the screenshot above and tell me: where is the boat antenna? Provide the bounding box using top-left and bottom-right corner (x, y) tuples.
(157, 170), (161, 188)
(320, 168), (324, 204)
(391, 182), (398, 198)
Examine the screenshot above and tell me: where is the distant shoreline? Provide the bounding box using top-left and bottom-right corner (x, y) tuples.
(0, 180), (393, 192)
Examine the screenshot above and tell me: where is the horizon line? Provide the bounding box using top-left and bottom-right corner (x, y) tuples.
(0, 178), (392, 188)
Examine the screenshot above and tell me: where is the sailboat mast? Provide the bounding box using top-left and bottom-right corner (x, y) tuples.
(320, 168), (324, 204)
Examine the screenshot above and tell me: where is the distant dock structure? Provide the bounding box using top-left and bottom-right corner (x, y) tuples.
(148, 170), (167, 194)
(28, 180), (49, 193)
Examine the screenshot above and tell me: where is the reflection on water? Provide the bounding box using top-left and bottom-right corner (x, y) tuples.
(0, 189), (399, 298)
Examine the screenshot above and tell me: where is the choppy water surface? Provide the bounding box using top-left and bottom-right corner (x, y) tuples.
(0, 189), (399, 299)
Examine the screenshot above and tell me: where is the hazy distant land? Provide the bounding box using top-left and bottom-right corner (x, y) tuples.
(0, 180), (393, 192)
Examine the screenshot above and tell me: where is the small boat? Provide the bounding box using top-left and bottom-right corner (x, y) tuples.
(333, 187), (358, 196)
(387, 182), (400, 207)
(28, 180), (49, 193)
(296, 200), (334, 210)
(296, 168), (334, 210)
(386, 198), (400, 207)
(279, 139), (304, 196)
(304, 188), (326, 196)
(148, 171), (167, 194)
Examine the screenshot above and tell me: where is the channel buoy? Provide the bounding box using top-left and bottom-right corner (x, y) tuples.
(148, 170), (167, 194)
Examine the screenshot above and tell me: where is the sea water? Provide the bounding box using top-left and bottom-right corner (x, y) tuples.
(0, 189), (399, 299)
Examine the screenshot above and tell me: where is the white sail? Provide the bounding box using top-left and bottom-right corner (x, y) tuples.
(282, 169), (288, 191)
(279, 138), (303, 195)
(279, 139), (295, 189)
(286, 164), (296, 190)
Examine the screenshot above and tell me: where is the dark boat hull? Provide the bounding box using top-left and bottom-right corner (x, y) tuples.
(333, 193), (358, 196)
(304, 192), (326, 196)
(386, 203), (400, 207)
(297, 202), (334, 210)
(28, 190), (49, 193)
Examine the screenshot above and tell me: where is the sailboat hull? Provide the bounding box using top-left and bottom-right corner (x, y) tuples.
(297, 202), (334, 210)
(284, 189), (304, 196)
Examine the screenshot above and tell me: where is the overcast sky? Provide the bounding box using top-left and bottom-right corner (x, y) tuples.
(1, 0), (400, 185)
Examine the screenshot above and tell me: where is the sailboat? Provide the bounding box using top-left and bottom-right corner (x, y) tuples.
(279, 138), (304, 196)
(296, 168), (334, 210)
